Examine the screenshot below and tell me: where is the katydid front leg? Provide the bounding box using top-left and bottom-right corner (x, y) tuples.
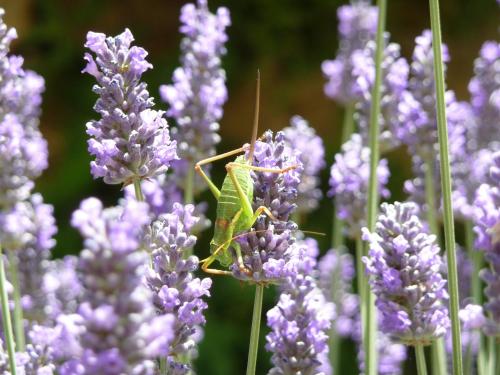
(194, 146), (247, 199)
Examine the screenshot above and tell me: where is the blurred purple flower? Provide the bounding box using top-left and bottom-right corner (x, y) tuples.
(160, 0), (230, 192)
(283, 115), (325, 215)
(322, 0), (378, 104)
(64, 198), (175, 374)
(329, 133), (390, 238)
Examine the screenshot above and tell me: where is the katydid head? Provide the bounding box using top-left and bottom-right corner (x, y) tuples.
(247, 69), (260, 165)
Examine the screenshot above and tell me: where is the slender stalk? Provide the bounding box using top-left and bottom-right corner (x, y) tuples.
(355, 236), (366, 310)
(329, 102), (355, 374)
(487, 336), (495, 375)
(7, 250), (25, 352)
(363, 0), (387, 373)
(184, 161), (195, 204)
(423, 158), (439, 238)
(423, 158), (447, 374)
(246, 284), (264, 375)
(133, 178), (144, 202)
(463, 341), (473, 375)
(159, 357), (167, 375)
(0, 246), (17, 375)
(429, 0), (463, 373)
(465, 220), (482, 305)
(416, 344), (429, 375)
(430, 339), (447, 375)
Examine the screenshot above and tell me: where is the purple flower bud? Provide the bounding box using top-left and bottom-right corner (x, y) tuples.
(282, 116), (325, 215)
(329, 134), (390, 238)
(363, 202), (450, 344)
(83, 29), (177, 185)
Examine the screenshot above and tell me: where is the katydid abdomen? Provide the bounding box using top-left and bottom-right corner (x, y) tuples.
(211, 155), (254, 266)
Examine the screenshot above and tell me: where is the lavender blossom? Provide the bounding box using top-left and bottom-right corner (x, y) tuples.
(474, 152), (500, 336)
(83, 29), (177, 185)
(352, 40), (409, 151)
(231, 130), (303, 283)
(322, 0), (378, 104)
(319, 249), (407, 374)
(329, 133), (390, 238)
(468, 41), (500, 149)
(145, 203), (211, 370)
(282, 116), (325, 215)
(1, 194), (57, 324)
(43, 256), (83, 320)
(363, 202), (450, 344)
(266, 241), (335, 375)
(65, 198), (175, 374)
(0, 10), (48, 207)
(160, 0), (230, 190)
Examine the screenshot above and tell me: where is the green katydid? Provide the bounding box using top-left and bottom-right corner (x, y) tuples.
(195, 72), (298, 276)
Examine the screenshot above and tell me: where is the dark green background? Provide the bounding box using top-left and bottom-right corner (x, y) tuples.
(1, 0), (498, 373)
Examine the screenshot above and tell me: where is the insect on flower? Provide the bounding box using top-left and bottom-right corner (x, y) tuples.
(196, 72), (298, 276)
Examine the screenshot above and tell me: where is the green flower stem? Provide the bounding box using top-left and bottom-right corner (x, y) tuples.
(133, 178), (144, 202)
(364, 0), (387, 373)
(465, 220), (485, 375)
(416, 344), (429, 375)
(423, 158), (447, 375)
(185, 161), (195, 204)
(159, 358), (167, 375)
(487, 336), (496, 375)
(465, 220), (483, 305)
(423, 158), (439, 238)
(0, 245), (17, 375)
(329, 103), (356, 373)
(429, 0), (463, 373)
(355, 235), (366, 315)
(246, 284), (264, 375)
(430, 339), (447, 375)
(7, 250), (25, 352)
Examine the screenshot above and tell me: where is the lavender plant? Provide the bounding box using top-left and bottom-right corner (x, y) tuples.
(63, 198), (175, 374)
(145, 203), (212, 371)
(266, 240), (335, 375)
(282, 116), (325, 217)
(83, 29), (177, 186)
(363, 202), (450, 344)
(322, 0), (378, 105)
(231, 130), (302, 283)
(328, 133), (390, 239)
(160, 0), (230, 201)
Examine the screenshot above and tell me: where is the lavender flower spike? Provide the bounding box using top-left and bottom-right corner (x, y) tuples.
(232, 130), (303, 283)
(321, 0), (378, 104)
(283, 116), (325, 215)
(65, 198), (175, 374)
(329, 133), (390, 238)
(474, 152), (500, 336)
(0, 10), (48, 207)
(160, 0), (230, 185)
(83, 29), (177, 185)
(266, 241), (335, 375)
(363, 202), (450, 345)
(146, 203), (211, 371)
